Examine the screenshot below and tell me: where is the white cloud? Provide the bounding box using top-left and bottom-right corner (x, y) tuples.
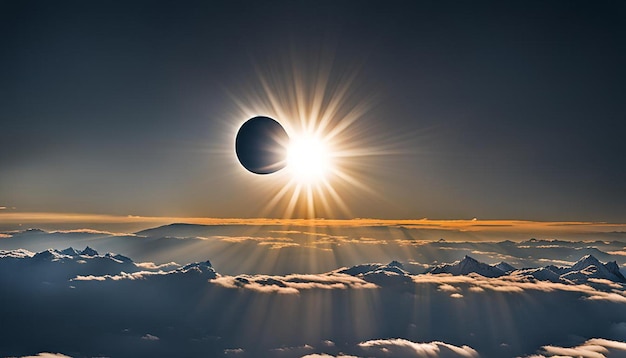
(224, 348), (245, 355)
(135, 261), (179, 270)
(412, 274), (626, 303)
(16, 354), (72, 358)
(524, 338), (626, 358)
(269, 344), (314, 355)
(438, 284), (461, 292)
(211, 273), (378, 294)
(141, 333), (160, 341)
(358, 338), (479, 358)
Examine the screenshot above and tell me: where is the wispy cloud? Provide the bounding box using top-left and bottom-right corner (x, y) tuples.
(216, 235), (300, 249)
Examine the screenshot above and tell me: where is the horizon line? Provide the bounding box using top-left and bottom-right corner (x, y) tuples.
(1, 211), (626, 233)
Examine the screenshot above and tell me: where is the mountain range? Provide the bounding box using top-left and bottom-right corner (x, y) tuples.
(2, 247), (623, 287)
(426, 254), (626, 284)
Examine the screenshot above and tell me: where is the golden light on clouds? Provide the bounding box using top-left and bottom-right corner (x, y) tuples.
(1, 211), (626, 236)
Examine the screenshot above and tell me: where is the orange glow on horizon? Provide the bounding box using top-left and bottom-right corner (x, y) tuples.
(1, 211), (626, 236)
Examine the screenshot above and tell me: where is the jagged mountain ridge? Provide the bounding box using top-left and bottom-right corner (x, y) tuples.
(0, 247), (218, 285)
(1, 248), (624, 286)
(426, 254), (626, 283)
(429, 255), (507, 277)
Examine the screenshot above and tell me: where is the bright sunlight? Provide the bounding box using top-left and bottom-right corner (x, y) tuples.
(286, 133), (333, 183)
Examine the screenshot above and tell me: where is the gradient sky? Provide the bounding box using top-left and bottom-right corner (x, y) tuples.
(1, 0), (625, 221)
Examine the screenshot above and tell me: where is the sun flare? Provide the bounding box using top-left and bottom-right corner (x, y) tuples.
(226, 51), (397, 218)
(286, 133), (333, 184)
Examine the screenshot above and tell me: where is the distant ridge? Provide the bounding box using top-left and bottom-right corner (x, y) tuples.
(424, 254), (626, 283)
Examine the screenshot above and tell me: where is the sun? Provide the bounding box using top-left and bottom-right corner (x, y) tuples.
(286, 133), (333, 184)
(224, 51), (395, 218)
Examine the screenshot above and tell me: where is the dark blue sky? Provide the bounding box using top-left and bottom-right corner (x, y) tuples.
(1, 0), (625, 221)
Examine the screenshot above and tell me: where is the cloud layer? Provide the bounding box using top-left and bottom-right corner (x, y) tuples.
(1, 245), (626, 357)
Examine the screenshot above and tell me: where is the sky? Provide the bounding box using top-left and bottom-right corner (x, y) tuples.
(1, 0), (625, 222)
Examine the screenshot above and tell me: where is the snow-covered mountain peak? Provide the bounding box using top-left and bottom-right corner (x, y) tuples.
(60, 247), (80, 256)
(80, 246), (99, 256)
(429, 255), (506, 278)
(571, 254), (602, 271)
(178, 260), (217, 278)
(493, 262), (516, 273)
(33, 249), (68, 261)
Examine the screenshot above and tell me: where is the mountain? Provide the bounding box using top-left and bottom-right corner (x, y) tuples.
(0, 248), (34, 259)
(134, 223), (237, 238)
(0, 247), (219, 286)
(0, 247), (141, 284)
(510, 267), (562, 283)
(338, 260), (413, 285)
(80, 246), (99, 256)
(493, 262), (516, 273)
(429, 255), (506, 277)
(427, 254), (626, 284)
(175, 260), (218, 279)
(60, 247), (80, 256)
(560, 254), (626, 283)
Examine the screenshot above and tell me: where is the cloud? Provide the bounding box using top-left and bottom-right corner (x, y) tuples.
(438, 284), (461, 292)
(269, 344), (314, 355)
(141, 333), (160, 341)
(358, 338), (479, 358)
(468, 286), (484, 292)
(211, 272), (377, 294)
(257, 241), (300, 249)
(15, 354), (72, 358)
(524, 338), (626, 358)
(412, 274), (626, 303)
(216, 235), (300, 249)
(135, 261), (179, 270)
(49, 229), (136, 237)
(3, 214), (626, 237)
(301, 355), (360, 358)
(224, 348), (245, 355)
(4, 246), (626, 358)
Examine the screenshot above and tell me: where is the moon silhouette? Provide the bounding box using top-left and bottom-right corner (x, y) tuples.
(235, 116), (289, 174)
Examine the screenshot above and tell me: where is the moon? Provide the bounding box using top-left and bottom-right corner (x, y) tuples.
(235, 116), (289, 174)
